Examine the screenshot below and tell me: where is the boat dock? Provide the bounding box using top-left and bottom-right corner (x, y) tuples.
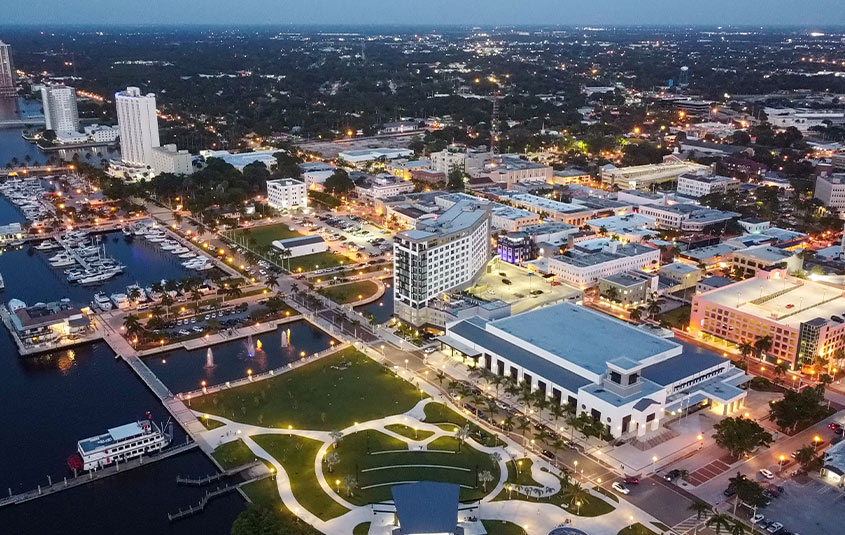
(167, 474), (271, 522)
(0, 441), (199, 508)
(176, 460), (265, 487)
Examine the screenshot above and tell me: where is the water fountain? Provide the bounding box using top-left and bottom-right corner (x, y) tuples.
(281, 328), (290, 348)
(247, 335), (255, 357)
(204, 348), (215, 369)
(256, 339), (262, 351)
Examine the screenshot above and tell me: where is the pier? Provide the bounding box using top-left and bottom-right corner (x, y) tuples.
(0, 442), (199, 508)
(176, 460), (264, 486)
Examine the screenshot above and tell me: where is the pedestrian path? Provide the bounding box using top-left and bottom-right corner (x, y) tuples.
(673, 512), (713, 534)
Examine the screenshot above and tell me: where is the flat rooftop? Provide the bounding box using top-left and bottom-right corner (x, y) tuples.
(489, 303), (680, 375)
(699, 276), (845, 329)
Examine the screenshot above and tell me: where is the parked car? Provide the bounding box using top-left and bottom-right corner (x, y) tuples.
(759, 469), (775, 479)
(541, 449), (555, 460)
(611, 482), (630, 495)
(751, 514), (765, 524)
(665, 469), (681, 481)
(723, 486), (737, 497)
(766, 522), (783, 533)
(623, 477), (640, 485)
(828, 422), (842, 430)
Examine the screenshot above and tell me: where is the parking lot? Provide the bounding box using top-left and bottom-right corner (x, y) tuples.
(467, 259), (581, 315)
(751, 476), (845, 535)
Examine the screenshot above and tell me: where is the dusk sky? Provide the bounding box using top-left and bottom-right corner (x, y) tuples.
(3, 0), (844, 27)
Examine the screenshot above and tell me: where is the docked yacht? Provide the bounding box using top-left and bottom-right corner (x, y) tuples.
(110, 293), (131, 310)
(68, 418), (172, 472)
(49, 252), (76, 268)
(93, 292), (113, 311)
(33, 240), (59, 251)
(80, 271), (118, 285)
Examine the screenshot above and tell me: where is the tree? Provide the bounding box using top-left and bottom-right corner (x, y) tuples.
(561, 481), (590, 508)
(447, 164), (465, 191)
(341, 475), (358, 497)
(122, 314), (143, 340)
(729, 521), (746, 535)
(630, 307), (642, 321)
(456, 424), (471, 451)
(712, 417), (773, 459)
(325, 451), (340, 473)
(794, 445), (816, 472)
(769, 386), (828, 433)
(754, 336), (772, 359)
(688, 499), (711, 520)
(329, 430), (343, 447)
(323, 169), (354, 195)
(706, 513), (735, 535)
(231, 506), (314, 535)
(266, 275), (279, 291)
(478, 469), (494, 491)
(738, 342), (754, 364)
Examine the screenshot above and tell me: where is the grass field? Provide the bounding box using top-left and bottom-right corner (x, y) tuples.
(318, 280), (379, 304)
(353, 523), (371, 535)
(235, 223), (302, 247)
(241, 477), (282, 507)
(253, 434), (348, 521)
(212, 439), (257, 469)
(482, 520), (526, 535)
(657, 305), (691, 329)
(332, 433), (500, 505)
(191, 348), (425, 430)
(618, 523), (659, 535)
(199, 415), (225, 430)
(424, 403), (502, 446)
(384, 423), (435, 441)
(289, 251), (356, 273)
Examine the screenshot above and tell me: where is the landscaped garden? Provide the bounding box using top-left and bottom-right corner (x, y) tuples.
(212, 438), (257, 469)
(191, 347), (426, 430)
(233, 223), (302, 247)
(289, 251), (356, 273)
(318, 280), (379, 304)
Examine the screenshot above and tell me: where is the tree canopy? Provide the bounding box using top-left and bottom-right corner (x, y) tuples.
(712, 417), (772, 459)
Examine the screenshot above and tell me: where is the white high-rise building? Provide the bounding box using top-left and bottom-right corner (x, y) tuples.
(394, 201), (491, 325)
(41, 85), (80, 134)
(115, 87), (160, 167)
(0, 41), (16, 97)
(267, 178), (307, 210)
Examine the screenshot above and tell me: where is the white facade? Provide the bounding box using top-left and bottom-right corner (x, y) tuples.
(41, 85), (80, 134)
(540, 242), (660, 289)
(394, 202), (491, 325)
(303, 169), (334, 191)
(151, 144), (193, 175)
(765, 108), (845, 133)
(116, 87), (160, 167)
(676, 174), (739, 198)
(55, 124), (119, 145)
(814, 174), (845, 211)
(267, 178), (307, 210)
(271, 235), (328, 258)
(0, 41), (15, 97)
(355, 175), (415, 201)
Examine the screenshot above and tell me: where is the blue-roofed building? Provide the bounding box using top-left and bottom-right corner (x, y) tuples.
(438, 303), (748, 439)
(391, 481), (463, 535)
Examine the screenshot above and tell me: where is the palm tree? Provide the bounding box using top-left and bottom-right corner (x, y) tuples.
(729, 520), (746, 535)
(754, 336), (772, 359)
(122, 314), (143, 341)
(160, 293), (174, 315)
(562, 481), (590, 509)
(455, 425), (471, 452)
(630, 307), (642, 321)
(688, 499), (711, 521)
(488, 452), (501, 468)
(341, 475), (358, 497)
(647, 298), (662, 318)
(738, 342), (754, 364)
(478, 469), (494, 491)
(329, 430), (343, 447)
(706, 513), (734, 535)
(516, 418), (531, 437)
(266, 275), (279, 291)
(435, 370), (446, 386)
(224, 280), (243, 300)
(325, 451), (340, 473)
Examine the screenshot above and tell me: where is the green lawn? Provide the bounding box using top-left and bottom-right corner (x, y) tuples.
(596, 485), (620, 502)
(332, 433), (500, 505)
(424, 403), (502, 447)
(482, 520), (526, 535)
(289, 251), (356, 273)
(353, 523), (371, 535)
(236, 223), (302, 247)
(253, 434), (348, 521)
(241, 477), (282, 507)
(618, 523), (659, 535)
(318, 280), (379, 304)
(384, 423), (434, 441)
(191, 348), (425, 430)
(212, 439), (257, 470)
(657, 305), (691, 329)
(199, 415), (225, 430)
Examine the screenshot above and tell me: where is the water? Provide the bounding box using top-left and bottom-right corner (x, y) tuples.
(0, 232), (194, 309)
(354, 277), (394, 324)
(145, 321), (336, 394)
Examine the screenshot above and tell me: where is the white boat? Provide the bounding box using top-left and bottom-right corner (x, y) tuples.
(178, 252), (196, 259)
(159, 241), (180, 251)
(110, 293), (131, 310)
(145, 233), (166, 243)
(0, 273), (4, 290)
(69, 419), (171, 472)
(50, 256), (77, 268)
(93, 292), (113, 311)
(33, 240), (59, 251)
(171, 246), (189, 254)
(121, 226), (133, 236)
(80, 271), (117, 285)
(193, 263), (213, 271)
(126, 284), (147, 302)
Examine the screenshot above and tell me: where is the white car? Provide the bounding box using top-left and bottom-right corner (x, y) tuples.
(766, 522), (783, 533)
(611, 482), (630, 495)
(759, 469), (775, 479)
(751, 514), (765, 524)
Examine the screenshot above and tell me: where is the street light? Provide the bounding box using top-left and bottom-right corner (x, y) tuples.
(778, 454), (786, 471)
(651, 455), (659, 474)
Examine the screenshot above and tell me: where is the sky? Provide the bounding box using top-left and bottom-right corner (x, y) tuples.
(2, 0), (844, 27)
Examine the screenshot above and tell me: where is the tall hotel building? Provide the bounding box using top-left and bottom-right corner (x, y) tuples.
(115, 87), (160, 167)
(41, 85), (80, 134)
(0, 41), (16, 97)
(394, 201), (491, 326)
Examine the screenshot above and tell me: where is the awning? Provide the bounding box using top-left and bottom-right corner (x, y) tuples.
(436, 336), (481, 358)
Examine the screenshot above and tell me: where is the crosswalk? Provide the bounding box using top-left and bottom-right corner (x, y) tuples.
(673, 512), (714, 535)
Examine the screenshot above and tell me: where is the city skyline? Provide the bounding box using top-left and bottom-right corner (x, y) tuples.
(1, 0), (845, 27)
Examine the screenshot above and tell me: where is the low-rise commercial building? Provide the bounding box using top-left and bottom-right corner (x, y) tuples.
(200, 149), (278, 172)
(338, 147), (413, 164)
(267, 178), (307, 211)
(676, 173), (740, 198)
(439, 303), (748, 442)
(638, 204), (739, 231)
(355, 174), (415, 202)
(731, 245), (803, 277)
(496, 232), (537, 265)
(601, 161), (709, 190)
(531, 241), (659, 289)
(477, 155), (554, 187)
(0, 222), (23, 244)
(7, 299), (91, 348)
(814, 174), (845, 213)
(151, 144), (194, 175)
(598, 272), (657, 305)
(271, 235), (327, 258)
